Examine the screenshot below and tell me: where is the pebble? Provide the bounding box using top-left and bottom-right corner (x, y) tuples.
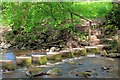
(78, 63), (83, 65)
(76, 74), (78, 76)
(101, 66), (110, 70)
(70, 71), (73, 74)
(86, 70), (92, 72)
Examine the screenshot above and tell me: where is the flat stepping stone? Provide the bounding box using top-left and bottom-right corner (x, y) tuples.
(0, 60), (16, 71)
(32, 55), (47, 65)
(73, 48), (87, 56)
(105, 53), (120, 58)
(46, 52), (62, 62)
(85, 46), (99, 54)
(60, 50), (74, 58)
(16, 56), (32, 67)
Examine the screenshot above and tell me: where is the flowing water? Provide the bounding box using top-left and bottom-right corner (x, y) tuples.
(1, 54), (119, 78)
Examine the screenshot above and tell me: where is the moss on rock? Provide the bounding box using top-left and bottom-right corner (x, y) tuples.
(28, 67), (45, 74)
(16, 57), (32, 67)
(32, 55), (47, 65)
(39, 56), (47, 65)
(101, 50), (108, 56)
(25, 58), (32, 67)
(80, 48), (87, 56)
(46, 52), (62, 62)
(85, 46), (99, 54)
(60, 50), (74, 58)
(46, 68), (62, 76)
(54, 54), (62, 62)
(73, 48), (87, 56)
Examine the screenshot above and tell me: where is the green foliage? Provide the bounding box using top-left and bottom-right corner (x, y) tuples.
(106, 3), (120, 29)
(73, 2), (113, 18)
(2, 2), (113, 32)
(1, 2), (114, 49)
(103, 25), (118, 36)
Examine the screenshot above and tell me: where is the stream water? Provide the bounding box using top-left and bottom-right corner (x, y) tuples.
(1, 53), (119, 78)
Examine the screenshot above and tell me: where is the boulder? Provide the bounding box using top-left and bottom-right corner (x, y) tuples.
(46, 68), (62, 76)
(28, 67), (45, 75)
(76, 71), (91, 78)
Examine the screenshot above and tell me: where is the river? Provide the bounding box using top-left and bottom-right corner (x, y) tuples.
(1, 54), (119, 78)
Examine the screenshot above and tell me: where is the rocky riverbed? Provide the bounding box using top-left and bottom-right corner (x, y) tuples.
(1, 55), (119, 78)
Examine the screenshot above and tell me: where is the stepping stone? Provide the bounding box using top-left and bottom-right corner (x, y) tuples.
(60, 50), (74, 58)
(105, 53), (120, 58)
(46, 52), (62, 62)
(72, 48), (87, 56)
(0, 60), (16, 71)
(85, 46), (99, 54)
(16, 56), (32, 67)
(32, 55), (47, 65)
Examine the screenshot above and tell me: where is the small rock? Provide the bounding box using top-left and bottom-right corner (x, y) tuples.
(93, 73), (98, 76)
(49, 47), (56, 52)
(76, 73), (78, 76)
(86, 70), (92, 72)
(79, 72), (91, 78)
(68, 68), (70, 70)
(107, 70), (111, 73)
(26, 71), (33, 77)
(46, 49), (49, 52)
(70, 71), (73, 74)
(78, 63), (83, 65)
(1, 43), (11, 49)
(101, 67), (107, 70)
(101, 66), (110, 70)
(56, 48), (60, 51)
